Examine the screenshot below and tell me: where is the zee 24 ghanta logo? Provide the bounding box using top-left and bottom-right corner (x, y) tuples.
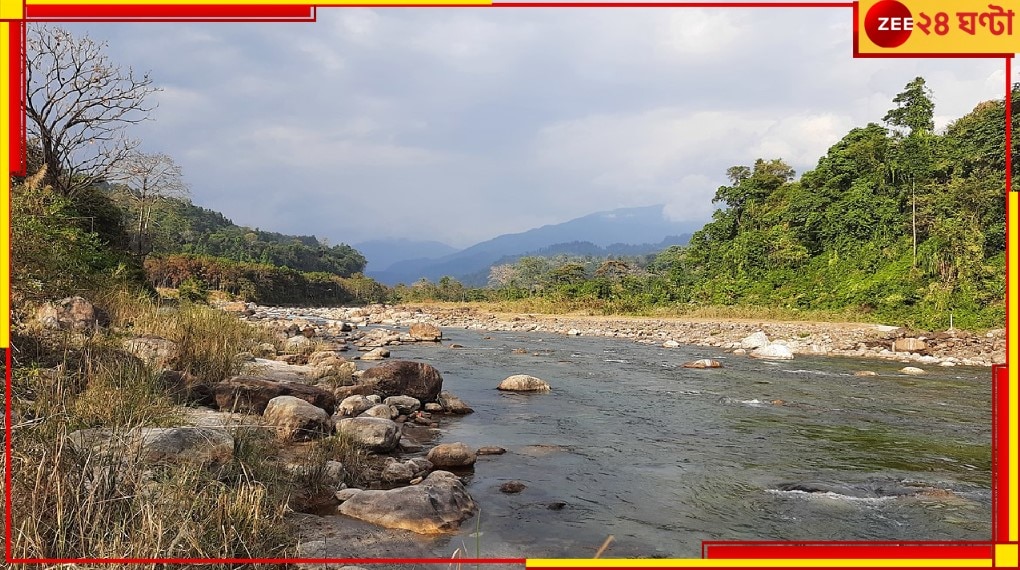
(864, 0), (1015, 48)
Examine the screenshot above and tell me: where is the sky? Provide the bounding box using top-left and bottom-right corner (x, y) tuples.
(61, 7), (1008, 249)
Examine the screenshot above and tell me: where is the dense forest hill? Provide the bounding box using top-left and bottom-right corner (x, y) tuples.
(672, 77), (1007, 329)
(133, 196), (367, 277)
(408, 78), (1008, 330)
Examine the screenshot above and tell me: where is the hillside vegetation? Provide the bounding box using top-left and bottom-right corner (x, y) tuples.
(397, 78), (1008, 330)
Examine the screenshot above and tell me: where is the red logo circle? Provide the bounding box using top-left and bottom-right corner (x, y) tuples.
(864, 0), (914, 48)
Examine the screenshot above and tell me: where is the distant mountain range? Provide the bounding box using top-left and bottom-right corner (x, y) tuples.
(365, 205), (704, 285)
(353, 239), (459, 272)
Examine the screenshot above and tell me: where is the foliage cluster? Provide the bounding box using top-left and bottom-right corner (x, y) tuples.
(145, 254), (387, 307)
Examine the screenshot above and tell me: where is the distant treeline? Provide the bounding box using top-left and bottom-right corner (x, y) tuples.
(145, 254), (386, 306)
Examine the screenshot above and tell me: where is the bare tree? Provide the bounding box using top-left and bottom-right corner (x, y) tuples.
(26, 25), (160, 197)
(112, 151), (189, 258)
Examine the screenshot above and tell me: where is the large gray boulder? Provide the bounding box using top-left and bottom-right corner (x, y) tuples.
(337, 395), (375, 417)
(740, 331), (770, 350)
(336, 417), (401, 452)
(338, 471), (477, 534)
(437, 391), (473, 414)
(408, 323), (442, 342)
(358, 361), (444, 402)
(264, 395), (333, 441)
(384, 395), (421, 415)
(749, 343), (794, 360)
(497, 374), (550, 392)
(426, 442), (476, 469)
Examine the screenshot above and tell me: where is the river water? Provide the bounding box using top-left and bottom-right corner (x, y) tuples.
(350, 326), (992, 558)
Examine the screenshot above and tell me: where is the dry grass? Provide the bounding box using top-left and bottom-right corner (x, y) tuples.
(7, 290), (300, 566)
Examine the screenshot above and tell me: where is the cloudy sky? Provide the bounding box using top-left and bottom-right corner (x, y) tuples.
(63, 7), (1007, 249)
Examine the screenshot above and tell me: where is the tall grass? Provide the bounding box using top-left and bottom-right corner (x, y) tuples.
(8, 288), (298, 565)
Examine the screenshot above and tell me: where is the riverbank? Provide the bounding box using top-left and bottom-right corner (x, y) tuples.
(235, 302), (1005, 368)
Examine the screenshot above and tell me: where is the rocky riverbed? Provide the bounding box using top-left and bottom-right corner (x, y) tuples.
(231, 302), (1005, 368)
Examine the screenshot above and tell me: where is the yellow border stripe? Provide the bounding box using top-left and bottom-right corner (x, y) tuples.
(526, 559), (993, 568)
(1, 22), (10, 349)
(1010, 187), (1019, 543)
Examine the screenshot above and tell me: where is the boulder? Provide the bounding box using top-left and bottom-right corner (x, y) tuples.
(384, 395), (421, 415)
(337, 471), (477, 534)
(426, 442), (476, 469)
(749, 344), (794, 360)
(497, 374), (550, 392)
(662, 340), (681, 348)
(901, 366), (926, 375)
(854, 370), (878, 377)
(358, 361), (444, 402)
(499, 481), (526, 494)
(336, 417), (401, 452)
(123, 336), (179, 369)
(214, 376), (336, 415)
(35, 296), (98, 332)
(894, 338), (928, 353)
(477, 446), (506, 456)
(66, 427), (233, 470)
(437, 391), (474, 414)
(253, 343), (278, 358)
(381, 458), (431, 484)
(683, 359), (722, 369)
(361, 347), (390, 361)
(740, 331), (770, 350)
(409, 323), (442, 342)
(264, 395), (333, 441)
(337, 395), (374, 417)
(285, 335), (314, 353)
(360, 404), (397, 419)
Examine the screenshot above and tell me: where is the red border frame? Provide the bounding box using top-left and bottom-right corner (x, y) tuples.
(4, 1), (1013, 566)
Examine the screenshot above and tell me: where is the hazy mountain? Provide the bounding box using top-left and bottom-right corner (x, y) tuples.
(353, 238), (458, 272)
(369, 205), (704, 285)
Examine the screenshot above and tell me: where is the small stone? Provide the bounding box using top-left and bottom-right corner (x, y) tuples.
(683, 359), (722, 369)
(477, 446), (507, 456)
(499, 481), (526, 494)
(901, 366), (926, 375)
(854, 370), (878, 377)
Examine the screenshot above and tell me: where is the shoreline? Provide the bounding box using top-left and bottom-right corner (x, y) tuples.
(238, 302), (1006, 368)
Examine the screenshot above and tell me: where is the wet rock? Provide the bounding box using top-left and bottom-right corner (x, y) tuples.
(854, 370), (878, 376)
(683, 359), (722, 369)
(214, 376), (336, 415)
(426, 442), (476, 469)
(437, 391), (474, 414)
(264, 395), (333, 441)
(337, 471), (477, 534)
(424, 402), (444, 413)
(477, 446), (506, 456)
(409, 323), (442, 342)
(336, 417), (401, 452)
(901, 366), (926, 375)
(497, 374), (550, 392)
(499, 480), (526, 494)
(662, 340), (680, 348)
(358, 360), (444, 402)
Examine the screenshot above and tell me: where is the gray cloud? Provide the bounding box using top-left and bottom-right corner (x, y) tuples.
(64, 10), (1006, 248)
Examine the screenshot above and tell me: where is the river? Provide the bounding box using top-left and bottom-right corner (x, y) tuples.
(337, 325), (992, 559)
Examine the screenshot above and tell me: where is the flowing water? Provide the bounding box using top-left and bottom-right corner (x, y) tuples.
(346, 326), (992, 558)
